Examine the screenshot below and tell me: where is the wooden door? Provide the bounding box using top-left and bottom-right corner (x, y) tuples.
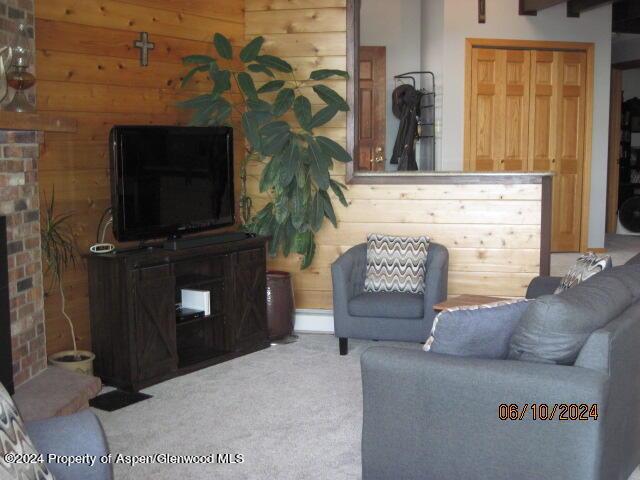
(528, 51), (558, 174)
(358, 46), (386, 171)
(232, 248), (267, 349)
(132, 265), (177, 383)
(468, 48), (530, 171)
(552, 51), (587, 252)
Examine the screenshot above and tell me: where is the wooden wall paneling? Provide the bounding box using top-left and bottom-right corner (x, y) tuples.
(37, 0), (244, 43)
(36, 0), (245, 355)
(245, 0), (346, 10)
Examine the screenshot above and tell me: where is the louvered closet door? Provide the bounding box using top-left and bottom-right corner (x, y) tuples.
(551, 51), (586, 252)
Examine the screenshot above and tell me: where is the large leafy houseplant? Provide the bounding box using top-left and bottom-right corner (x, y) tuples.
(179, 33), (352, 268)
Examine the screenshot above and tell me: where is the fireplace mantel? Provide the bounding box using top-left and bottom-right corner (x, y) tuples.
(0, 111), (76, 133)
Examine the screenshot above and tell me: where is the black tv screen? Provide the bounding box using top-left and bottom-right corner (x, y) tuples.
(110, 126), (234, 242)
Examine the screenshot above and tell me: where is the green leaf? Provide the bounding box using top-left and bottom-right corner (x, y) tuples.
(246, 98), (272, 112)
(257, 80), (285, 94)
(240, 36), (264, 63)
(268, 222), (283, 256)
(212, 70), (231, 96)
(306, 138), (330, 190)
(274, 194), (289, 224)
(294, 231), (311, 255)
(309, 69), (349, 80)
(260, 121), (289, 138)
(259, 154), (281, 192)
(309, 105), (338, 129)
(277, 141), (298, 188)
(213, 33), (233, 60)
(261, 130), (290, 156)
(242, 112), (261, 152)
(208, 98), (232, 125)
(272, 88), (295, 117)
(329, 179), (348, 207)
(293, 96), (312, 131)
(183, 54), (216, 65)
(301, 235), (316, 269)
(291, 187), (307, 229)
(319, 190), (337, 228)
(312, 84), (349, 111)
(177, 94), (215, 109)
(316, 136), (351, 163)
(248, 63), (275, 78)
(295, 162), (308, 188)
(237, 72), (257, 99)
(282, 221), (295, 257)
(256, 55), (293, 73)
(181, 65), (208, 88)
(311, 193), (325, 232)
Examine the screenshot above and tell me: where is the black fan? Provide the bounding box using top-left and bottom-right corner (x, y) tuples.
(619, 196), (640, 233)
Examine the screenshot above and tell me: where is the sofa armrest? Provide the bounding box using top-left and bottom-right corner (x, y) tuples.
(26, 410), (113, 480)
(361, 347), (608, 480)
(331, 243), (367, 304)
(526, 275), (562, 298)
(424, 242), (448, 311)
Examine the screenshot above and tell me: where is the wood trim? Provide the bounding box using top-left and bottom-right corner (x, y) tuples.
(463, 38), (594, 253)
(0, 111), (77, 132)
(606, 68), (623, 234)
(465, 37), (594, 52)
(586, 247), (608, 253)
(463, 39), (473, 171)
(347, 173), (552, 185)
(345, 0), (359, 184)
(540, 175), (552, 275)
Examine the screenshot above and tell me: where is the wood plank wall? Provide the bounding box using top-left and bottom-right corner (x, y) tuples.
(245, 0), (543, 309)
(34, 0), (245, 355)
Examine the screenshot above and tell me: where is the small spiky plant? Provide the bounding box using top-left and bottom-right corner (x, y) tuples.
(40, 189), (79, 358)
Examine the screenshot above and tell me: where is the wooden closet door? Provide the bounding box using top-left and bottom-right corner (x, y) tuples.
(469, 48), (530, 171)
(528, 51), (557, 174)
(552, 51), (587, 252)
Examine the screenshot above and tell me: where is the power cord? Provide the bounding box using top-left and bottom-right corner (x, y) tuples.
(91, 207), (115, 254)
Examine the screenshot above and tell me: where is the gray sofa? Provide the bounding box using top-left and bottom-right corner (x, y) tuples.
(360, 262), (640, 480)
(27, 410), (112, 480)
(331, 242), (448, 354)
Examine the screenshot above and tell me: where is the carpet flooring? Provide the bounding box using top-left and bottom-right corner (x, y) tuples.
(95, 333), (640, 480)
(94, 335), (418, 479)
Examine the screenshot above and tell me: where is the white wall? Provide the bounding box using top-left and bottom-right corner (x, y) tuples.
(438, 0), (612, 249)
(421, 0), (444, 169)
(360, 0), (422, 167)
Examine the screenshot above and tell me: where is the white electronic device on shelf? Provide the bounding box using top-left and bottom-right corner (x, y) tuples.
(181, 289), (211, 316)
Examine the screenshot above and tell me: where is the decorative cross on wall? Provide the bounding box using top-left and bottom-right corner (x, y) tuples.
(134, 32), (155, 67)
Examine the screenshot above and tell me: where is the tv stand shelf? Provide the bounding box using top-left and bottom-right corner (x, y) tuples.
(87, 235), (269, 391)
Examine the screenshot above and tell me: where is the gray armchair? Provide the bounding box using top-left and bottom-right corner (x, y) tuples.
(331, 242), (448, 354)
(27, 410), (113, 480)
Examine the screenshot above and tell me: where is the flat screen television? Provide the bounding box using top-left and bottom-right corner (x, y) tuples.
(110, 125), (234, 242)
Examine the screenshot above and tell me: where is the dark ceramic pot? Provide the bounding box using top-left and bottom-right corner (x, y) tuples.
(266, 271), (295, 340)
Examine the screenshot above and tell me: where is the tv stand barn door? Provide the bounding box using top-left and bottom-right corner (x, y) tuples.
(87, 236), (269, 391)
(132, 265), (178, 383)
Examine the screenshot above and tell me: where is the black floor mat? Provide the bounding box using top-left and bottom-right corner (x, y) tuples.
(89, 390), (152, 412)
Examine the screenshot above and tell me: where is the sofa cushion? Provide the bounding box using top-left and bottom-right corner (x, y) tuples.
(0, 383), (55, 479)
(509, 270), (634, 364)
(364, 234), (429, 294)
(349, 291), (424, 319)
(554, 252), (612, 293)
(608, 263), (640, 299)
(424, 299), (530, 359)
(625, 252), (640, 265)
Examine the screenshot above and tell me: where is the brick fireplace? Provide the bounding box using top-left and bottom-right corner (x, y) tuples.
(0, 0), (45, 389)
(0, 129), (46, 388)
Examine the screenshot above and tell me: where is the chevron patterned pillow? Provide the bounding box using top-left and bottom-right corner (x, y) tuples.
(554, 252), (612, 294)
(364, 234), (430, 294)
(0, 383), (55, 480)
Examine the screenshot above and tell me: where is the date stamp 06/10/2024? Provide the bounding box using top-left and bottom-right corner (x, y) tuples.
(498, 403), (599, 421)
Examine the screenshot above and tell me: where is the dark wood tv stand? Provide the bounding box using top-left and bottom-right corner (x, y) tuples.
(87, 235), (269, 391)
